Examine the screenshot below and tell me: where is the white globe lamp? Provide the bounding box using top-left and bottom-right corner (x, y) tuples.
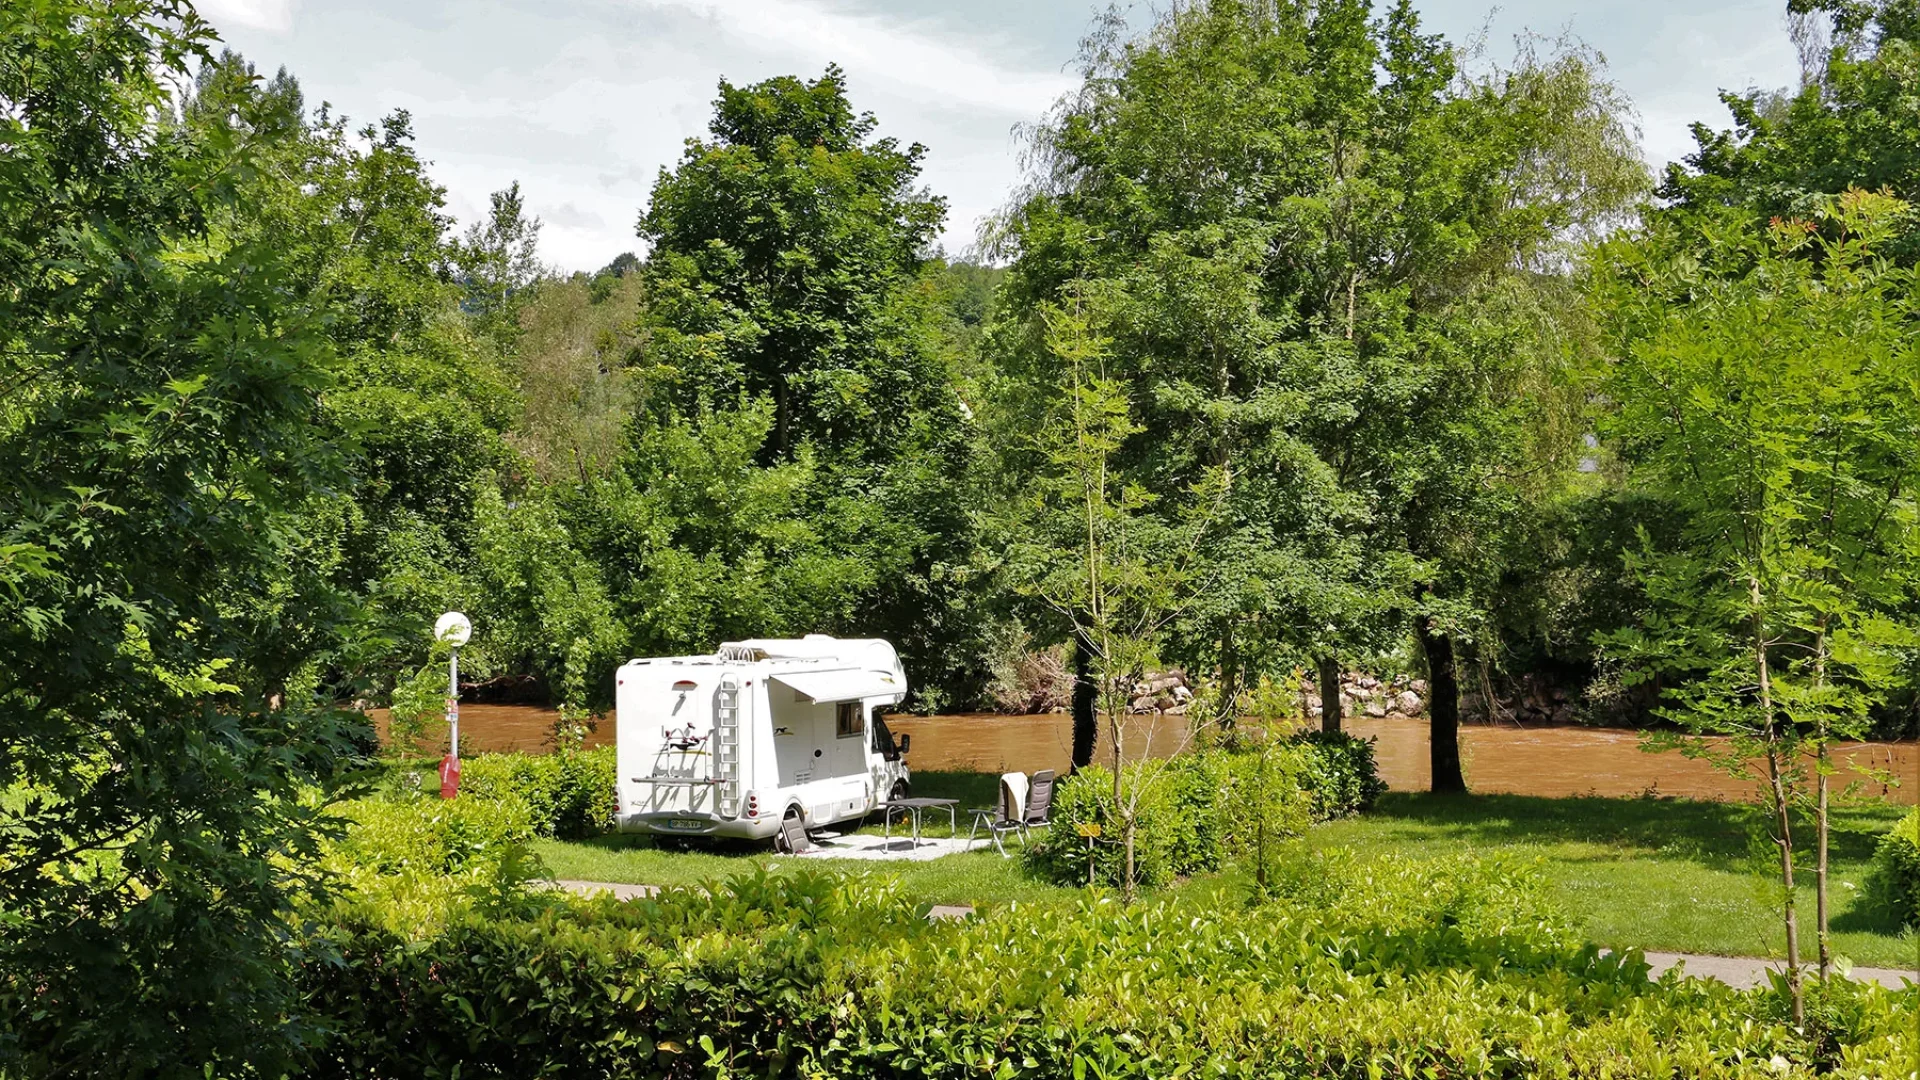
(435, 610), (472, 648)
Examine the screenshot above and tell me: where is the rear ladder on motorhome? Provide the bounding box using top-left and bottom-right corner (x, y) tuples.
(714, 676), (741, 818)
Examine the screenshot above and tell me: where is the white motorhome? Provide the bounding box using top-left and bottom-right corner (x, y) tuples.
(614, 635), (913, 845)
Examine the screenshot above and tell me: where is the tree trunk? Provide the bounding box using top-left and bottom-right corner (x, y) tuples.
(1317, 656), (1342, 734)
(1071, 631), (1096, 770)
(1217, 624), (1240, 728)
(1816, 758), (1830, 980)
(1418, 616), (1467, 794)
(1754, 576), (1804, 1027)
(1766, 742), (1805, 1028)
(1812, 619), (1832, 981)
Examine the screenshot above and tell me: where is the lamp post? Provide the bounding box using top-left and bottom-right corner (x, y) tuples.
(435, 611), (472, 799)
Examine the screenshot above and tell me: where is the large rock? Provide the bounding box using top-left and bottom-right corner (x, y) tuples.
(1364, 701), (1388, 719)
(1396, 690), (1423, 715)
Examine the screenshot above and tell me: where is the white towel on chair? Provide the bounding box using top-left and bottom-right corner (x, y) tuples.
(999, 771), (1028, 822)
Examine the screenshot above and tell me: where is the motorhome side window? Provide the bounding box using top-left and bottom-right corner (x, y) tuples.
(836, 701), (863, 739)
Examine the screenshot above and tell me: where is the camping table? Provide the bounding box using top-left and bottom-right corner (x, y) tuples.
(880, 797), (959, 848)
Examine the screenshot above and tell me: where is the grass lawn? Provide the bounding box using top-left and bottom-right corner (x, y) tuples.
(529, 764), (1918, 968)
(1314, 792), (1918, 969)
(533, 770), (1078, 909)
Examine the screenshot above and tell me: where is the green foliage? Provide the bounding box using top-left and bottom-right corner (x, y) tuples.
(469, 482), (626, 709)
(1028, 750), (1312, 888)
(1663, 0), (1920, 263)
(0, 5), (365, 1073)
(1596, 191), (1920, 759)
(1289, 729), (1389, 820)
(987, 0), (1648, 714)
(455, 180), (545, 343)
(461, 748), (617, 840)
(331, 791), (536, 877)
(294, 863), (1917, 1077)
(387, 662), (447, 755)
(631, 66), (986, 708)
(1867, 807), (1920, 927)
(1030, 763), (1173, 888)
(511, 272), (642, 483)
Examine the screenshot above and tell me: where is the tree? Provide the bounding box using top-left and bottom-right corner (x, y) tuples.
(1595, 190), (1920, 1020)
(1663, 0), (1920, 262)
(631, 69), (985, 707)
(639, 65), (950, 459)
(456, 180), (546, 341)
(990, 0), (1645, 786)
(0, 3), (361, 1071)
(176, 49), (518, 702)
(1006, 292), (1224, 897)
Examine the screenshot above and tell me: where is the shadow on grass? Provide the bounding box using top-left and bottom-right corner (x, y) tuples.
(1363, 791), (1902, 869)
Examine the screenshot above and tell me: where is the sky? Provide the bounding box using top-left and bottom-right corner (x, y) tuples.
(197, 0), (1803, 273)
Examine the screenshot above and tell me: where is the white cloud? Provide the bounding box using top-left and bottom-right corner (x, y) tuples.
(196, 0), (298, 34)
(637, 0), (1076, 117)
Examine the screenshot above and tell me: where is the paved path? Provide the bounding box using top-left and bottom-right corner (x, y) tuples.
(552, 881), (1914, 988)
(1640, 950), (1912, 990)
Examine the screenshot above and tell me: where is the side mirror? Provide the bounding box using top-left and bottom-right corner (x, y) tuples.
(897, 733), (911, 755)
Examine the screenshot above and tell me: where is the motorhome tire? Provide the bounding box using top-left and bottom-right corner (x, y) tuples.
(889, 779), (908, 802)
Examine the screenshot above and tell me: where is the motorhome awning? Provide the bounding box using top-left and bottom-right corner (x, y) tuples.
(771, 668), (902, 704)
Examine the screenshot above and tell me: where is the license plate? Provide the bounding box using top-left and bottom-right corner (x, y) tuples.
(667, 818), (704, 830)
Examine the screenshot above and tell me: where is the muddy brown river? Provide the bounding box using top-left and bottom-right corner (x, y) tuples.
(374, 705), (1916, 803)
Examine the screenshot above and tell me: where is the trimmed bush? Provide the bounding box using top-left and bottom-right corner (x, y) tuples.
(330, 792), (535, 877)
(1289, 729), (1387, 820)
(295, 862), (1915, 1078)
(460, 746), (616, 839)
(1869, 807), (1920, 926)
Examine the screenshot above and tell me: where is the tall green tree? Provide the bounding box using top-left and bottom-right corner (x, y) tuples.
(1595, 190), (1920, 1018)
(990, 0), (1644, 784)
(178, 50), (519, 698)
(1664, 0), (1920, 261)
(456, 180), (546, 343)
(627, 68), (983, 705)
(0, 3), (361, 1071)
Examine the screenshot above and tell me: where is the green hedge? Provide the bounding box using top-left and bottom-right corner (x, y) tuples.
(296, 862), (1913, 1078)
(460, 747), (616, 839)
(1870, 807), (1920, 926)
(332, 790), (535, 877)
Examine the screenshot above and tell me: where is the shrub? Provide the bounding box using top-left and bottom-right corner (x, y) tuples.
(329, 792), (535, 878)
(1288, 729), (1387, 820)
(1027, 763), (1178, 888)
(1217, 741), (1312, 893)
(294, 863), (1916, 1078)
(460, 747), (616, 839)
(1028, 750), (1311, 889)
(1869, 807), (1920, 926)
